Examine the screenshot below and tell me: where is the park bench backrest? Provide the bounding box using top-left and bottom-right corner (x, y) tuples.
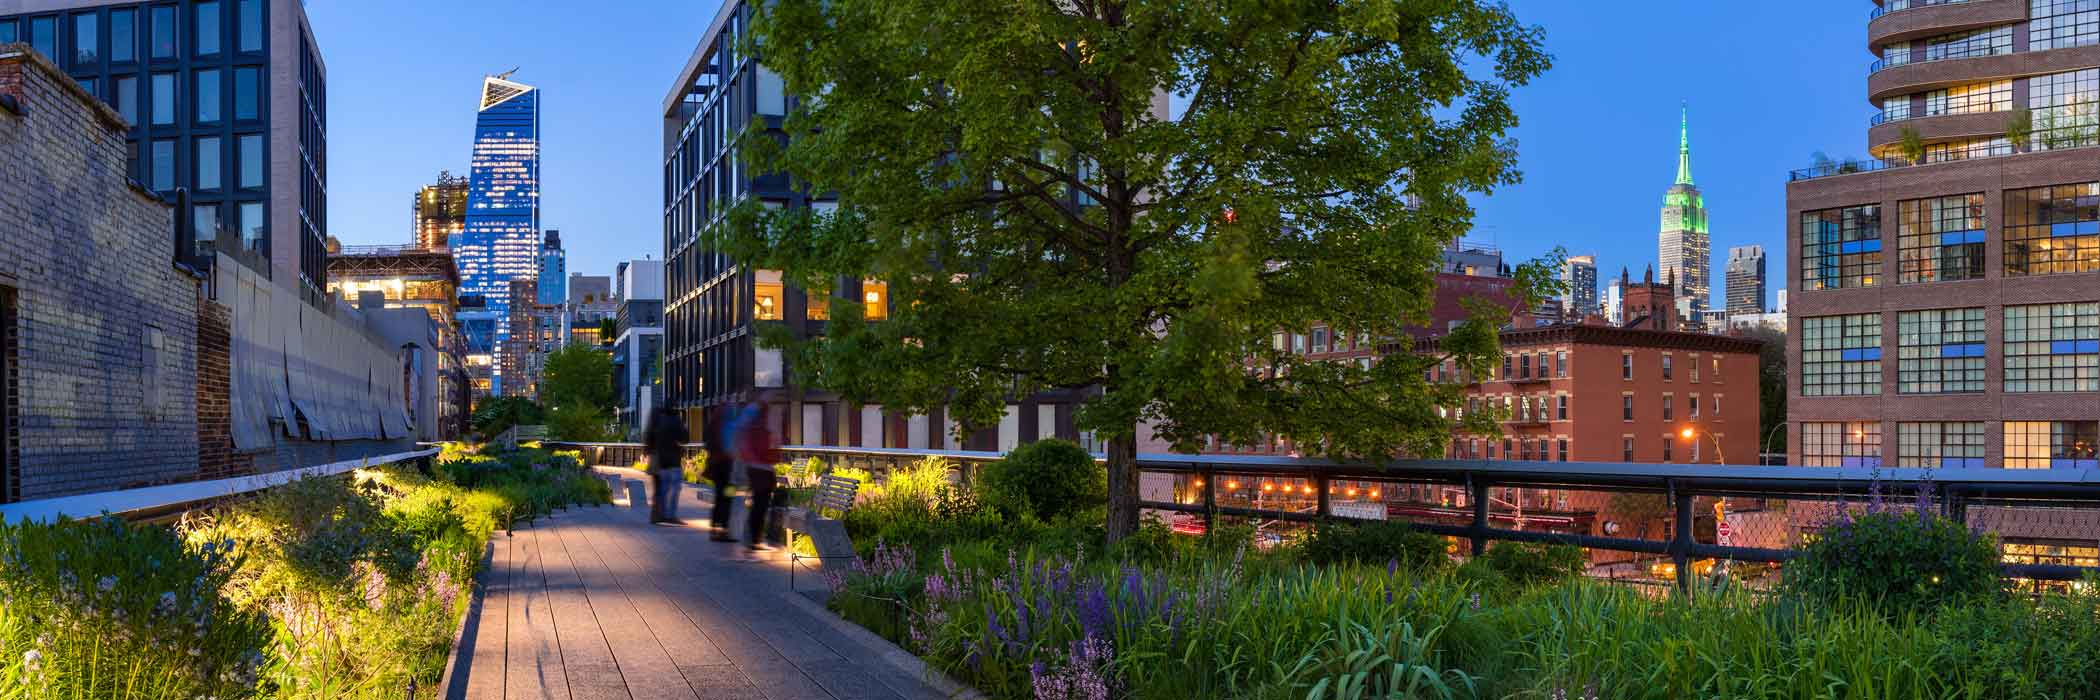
(812, 474), (860, 517)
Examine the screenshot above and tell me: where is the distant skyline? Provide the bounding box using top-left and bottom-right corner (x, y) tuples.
(316, 1), (1871, 306)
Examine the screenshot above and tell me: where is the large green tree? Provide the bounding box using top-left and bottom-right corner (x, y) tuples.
(540, 343), (615, 413)
(730, 0), (1551, 540)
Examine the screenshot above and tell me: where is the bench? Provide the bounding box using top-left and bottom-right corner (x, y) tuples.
(786, 474), (862, 589)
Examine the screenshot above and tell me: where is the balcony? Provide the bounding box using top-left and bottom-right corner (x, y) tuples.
(1870, 44), (2100, 103)
(1869, 0), (2022, 53)
(1867, 110), (2009, 151)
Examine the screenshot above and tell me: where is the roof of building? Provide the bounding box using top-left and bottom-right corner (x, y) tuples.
(1411, 321), (1763, 355)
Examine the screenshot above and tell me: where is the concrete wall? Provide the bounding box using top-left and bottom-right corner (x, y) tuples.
(0, 45), (204, 498)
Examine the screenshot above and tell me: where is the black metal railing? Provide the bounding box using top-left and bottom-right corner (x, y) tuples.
(1871, 0), (1973, 20)
(541, 441), (2100, 591)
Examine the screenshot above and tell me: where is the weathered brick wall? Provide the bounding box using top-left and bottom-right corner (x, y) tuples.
(193, 298), (255, 480)
(0, 46), (204, 499)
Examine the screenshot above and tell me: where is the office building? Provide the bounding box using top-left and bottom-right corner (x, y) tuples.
(1, 0), (330, 304)
(537, 229), (565, 306)
(456, 71), (539, 396)
(1788, 0), (2100, 476)
(1725, 245), (1768, 317)
(613, 259), (664, 434)
(1659, 106), (1711, 326)
(325, 243), (467, 437)
(1440, 239), (1504, 277)
(565, 273), (613, 348)
(412, 170), (468, 251)
(1562, 254), (1599, 318)
(1602, 279), (1625, 326)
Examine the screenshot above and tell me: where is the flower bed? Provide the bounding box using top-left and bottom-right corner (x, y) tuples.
(819, 450), (2100, 700)
(0, 446), (609, 699)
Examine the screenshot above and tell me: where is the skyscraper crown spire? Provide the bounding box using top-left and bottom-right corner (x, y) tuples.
(1675, 102), (1694, 186)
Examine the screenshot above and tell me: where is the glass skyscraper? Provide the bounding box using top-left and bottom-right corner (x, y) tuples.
(457, 73), (539, 395)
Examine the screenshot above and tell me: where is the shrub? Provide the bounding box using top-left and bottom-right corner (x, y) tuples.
(976, 439), (1103, 520)
(1302, 520), (1450, 571)
(1474, 542), (1585, 588)
(1783, 509), (2002, 614)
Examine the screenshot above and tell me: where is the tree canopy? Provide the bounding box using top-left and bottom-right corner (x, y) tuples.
(732, 0), (1552, 540)
(540, 343), (615, 413)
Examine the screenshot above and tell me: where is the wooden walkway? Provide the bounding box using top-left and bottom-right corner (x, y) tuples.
(448, 476), (959, 700)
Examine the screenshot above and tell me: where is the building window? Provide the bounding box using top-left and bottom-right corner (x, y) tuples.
(1898, 421), (1986, 468)
(1923, 26), (2014, 61)
(1712, 394), (1721, 416)
(233, 67), (259, 120)
(1897, 194), (1986, 283)
(1555, 351), (1567, 377)
(1622, 437), (1634, 461)
(196, 136), (221, 190)
(1661, 437), (1672, 463)
(1802, 314), (1883, 396)
(1711, 357), (1720, 382)
(1519, 353), (1532, 379)
(238, 134), (262, 189)
(2005, 183), (2100, 276)
(1662, 395), (1674, 421)
(2004, 302), (2100, 392)
(1898, 308), (1986, 394)
(1689, 355), (1700, 383)
(2003, 541), (2100, 568)
(149, 5), (175, 59)
(1621, 395), (1633, 421)
(1921, 79), (2013, 117)
(238, 0), (261, 53)
(1556, 395), (1568, 421)
(1621, 353), (1632, 379)
(2004, 421), (2100, 469)
(1689, 393), (1701, 418)
(1921, 136), (2015, 164)
(150, 73), (175, 125)
(1802, 205), (1883, 290)
(115, 76), (137, 126)
(1662, 354), (1673, 380)
(195, 69), (221, 123)
(73, 12), (98, 66)
(193, 204), (219, 246)
(149, 139), (175, 191)
(110, 10), (133, 63)
(0, 20), (14, 45)
(27, 17), (54, 59)
(2032, 0), (2100, 51)
(1311, 328), (1328, 354)
(1801, 422), (1882, 468)
(195, 1), (220, 56)
(238, 202), (264, 252)
(1501, 355), (1512, 379)
(2029, 68), (2099, 150)
(1556, 439), (1568, 462)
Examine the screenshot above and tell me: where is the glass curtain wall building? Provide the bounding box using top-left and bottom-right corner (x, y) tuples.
(537, 230), (566, 306)
(0, 0), (328, 304)
(456, 73), (540, 396)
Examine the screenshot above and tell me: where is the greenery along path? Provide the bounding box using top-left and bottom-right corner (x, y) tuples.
(454, 480), (953, 700)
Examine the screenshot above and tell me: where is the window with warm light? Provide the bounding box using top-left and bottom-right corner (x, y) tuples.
(754, 282), (783, 320)
(862, 280), (889, 320)
(1802, 205), (1882, 290)
(1801, 421), (1882, 468)
(2004, 420), (2099, 469)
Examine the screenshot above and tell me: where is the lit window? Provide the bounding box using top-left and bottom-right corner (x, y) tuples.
(1898, 194), (1986, 283)
(1803, 314), (1882, 396)
(2004, 421), (2100, 469)
(2005, 183), (2100, 276)
(1898, 308), (1986, 393)
(1921, 79), (2012, 116)
(1800, 422), (1882, 468)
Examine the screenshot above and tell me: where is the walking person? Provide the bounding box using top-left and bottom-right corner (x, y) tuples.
(733, 400), (782, 552)
(703, 403), (739, 542)
(641, 406), (689, 525)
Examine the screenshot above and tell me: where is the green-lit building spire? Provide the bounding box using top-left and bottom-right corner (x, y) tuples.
(1675, 103), (1694, 186)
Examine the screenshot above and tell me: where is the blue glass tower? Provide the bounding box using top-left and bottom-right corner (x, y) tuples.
(537, 229), (567, 306)
(457, 72), (539, 395)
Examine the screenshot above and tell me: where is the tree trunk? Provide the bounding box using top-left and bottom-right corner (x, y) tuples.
(1104, 428), (1140, 543)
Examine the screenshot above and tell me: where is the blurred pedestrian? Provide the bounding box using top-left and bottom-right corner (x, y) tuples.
(734, 400), (781, 552)
(703, 403), (738, 541)
(640, 406), (689, 525)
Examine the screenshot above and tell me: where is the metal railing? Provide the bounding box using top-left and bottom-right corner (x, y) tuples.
(540, 442), (2100, 590)
(0, 448), (439, 524)
(1871, 0), (1972, 20)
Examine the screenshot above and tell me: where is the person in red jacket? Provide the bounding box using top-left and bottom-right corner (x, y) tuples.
(732, 399), (782, 552)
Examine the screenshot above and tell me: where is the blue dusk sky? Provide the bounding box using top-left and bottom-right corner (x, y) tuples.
(316, 1), (1871, 307)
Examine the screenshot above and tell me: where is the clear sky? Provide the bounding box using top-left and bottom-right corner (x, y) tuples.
(316, 1), (1873, 307)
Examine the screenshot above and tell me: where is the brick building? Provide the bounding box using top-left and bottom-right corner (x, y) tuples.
(3, 44), (415, 500)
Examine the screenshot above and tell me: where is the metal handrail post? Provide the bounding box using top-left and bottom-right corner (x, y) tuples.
(1468, 475), (1489, 557)
(1201, 465), (1217, 536)
(1671, 480), (1694, 594)
(1315, 473), (1331, 522)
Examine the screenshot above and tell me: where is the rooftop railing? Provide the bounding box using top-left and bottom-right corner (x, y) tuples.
(544, 441), (2100, 592)
(1871, 0), (1973, 20)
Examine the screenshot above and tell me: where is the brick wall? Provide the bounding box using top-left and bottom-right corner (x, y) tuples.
(193, 298), (255, 480)
(0, 45), (204, 499)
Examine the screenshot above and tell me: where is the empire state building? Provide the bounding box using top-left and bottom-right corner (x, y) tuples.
(1658, 105), (1710, 328)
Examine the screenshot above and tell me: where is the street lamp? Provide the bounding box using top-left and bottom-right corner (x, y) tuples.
(1678, 426), (1726, 465)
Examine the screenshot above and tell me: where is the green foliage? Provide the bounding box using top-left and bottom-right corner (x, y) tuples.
(1783, 509), (2003, 615)
(2006, 108), (2034, 150)
(1737, 325), (1788, 454)
(545, 401), (619, 442)
(539, 343), (614, 413)
(1302, 520), (1451, 571)
(1897, 126), (1927, 165)
(1471, 542), (1584, 588)
(976, 440), (1103, 520)
(735, 0), (1552, 540)
(470, 396), (542, 438)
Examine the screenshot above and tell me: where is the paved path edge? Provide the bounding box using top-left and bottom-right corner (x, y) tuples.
(778, 588), (987, 700)
(435, 536), (497, 700)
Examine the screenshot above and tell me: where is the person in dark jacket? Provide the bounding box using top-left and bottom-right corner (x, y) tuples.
(733, 400), (782, 552)
(641, 407), (689, 525)
(703, 403), (738, 541)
